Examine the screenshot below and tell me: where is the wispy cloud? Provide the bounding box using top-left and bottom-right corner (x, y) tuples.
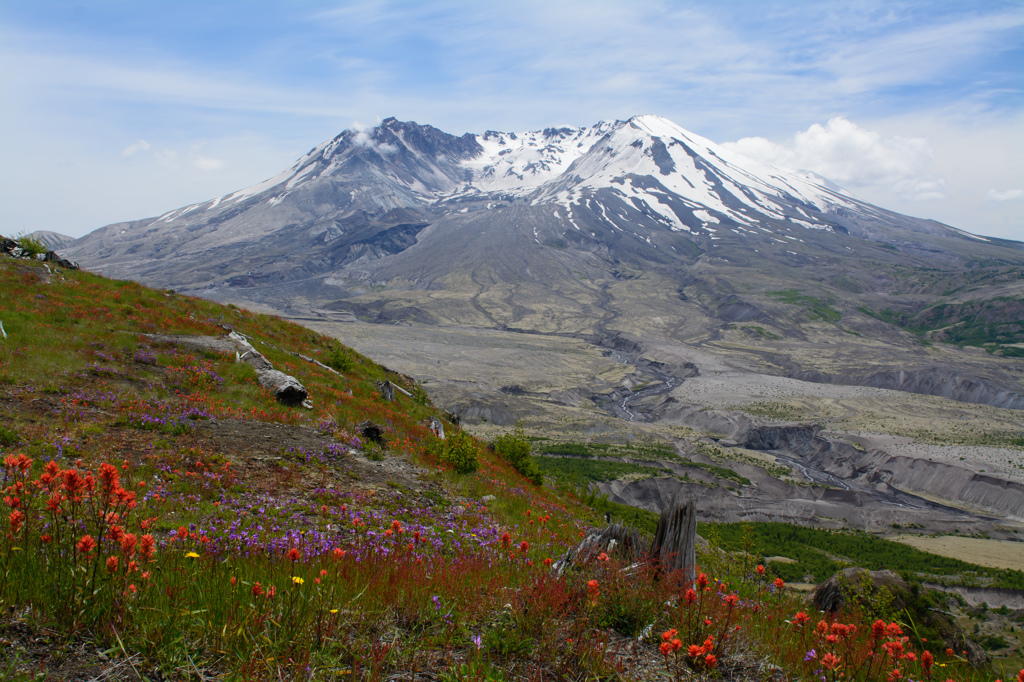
(722, 117), (946, 201)
(987, 188), (1023, 201)
(121, 139), (150, 157)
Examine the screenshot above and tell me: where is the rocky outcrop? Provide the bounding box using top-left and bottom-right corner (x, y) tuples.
(739, 423), (820, 451)
(2, 237), (79, 270)
(813, 567), (909, 614)
(857, 367), (1024, 411)
(814, 568), (990, 668)
(803, 442), (1024, 519)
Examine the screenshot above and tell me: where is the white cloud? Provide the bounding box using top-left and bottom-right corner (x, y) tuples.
(120, 139), (150, 157)
(153, 148), (177, 168)
(722, 117), (945, 200)
(192, 155), (225, 171)
(987, 188), (1023, 202)
(350, 128), (397, 155)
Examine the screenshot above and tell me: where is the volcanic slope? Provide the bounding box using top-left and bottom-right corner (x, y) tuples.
(66, 115), (1024, 411)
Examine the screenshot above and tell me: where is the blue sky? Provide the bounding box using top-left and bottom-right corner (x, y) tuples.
(1, 1), (1022, 240)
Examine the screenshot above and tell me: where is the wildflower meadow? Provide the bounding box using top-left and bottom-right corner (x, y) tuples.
(1, 256), (1022, 680)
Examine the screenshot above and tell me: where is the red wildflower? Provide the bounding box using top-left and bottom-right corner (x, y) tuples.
(391, 519), (403, 534)
(62, 469), (86, 497)
(120, 533), (137, 556)
(519, 540), (529, 552)
(696, 572), (708, 588)
(873, 619), (887, 639)
(587, 579), (599, 597)
(921, 650), (933, 672)
(138, 534), (156, 561)
(98, 463), (120, 493)
(660, 641), (673, 656)
(662, 629), (678, 642)
(704, 654), (717, 669)
(756, 564), (765, 575)
(46, 492), (65, 512)
(252, 582), (263, 596)
(671, 638), (682, 651)
(413, 530), (421, 544)
(821, 652), (841, 671)
(886, 622), (903, 637)
(176, 525), (188, 540)
(8, 510), (24, 534)
(816, 620), (829, 635)
(231, 577), (237, 587)
(688, 644), (702, 657)
(723, 593), (739, 608)
(287, 547), (301, 561)
(106, 556), (119, 573)
(793, 611), (811, 627)
(41, 534), (52, 543)
(543, 557), (553, 567)
(501, 531), (511, 549)
(773, 577), (785, 590)
(333, 547), (346, 560)
(685, 588), (698, 604)
(266, 585), (276, 598)
(76, 534), (97, 556)
(598, 552), (609, 561)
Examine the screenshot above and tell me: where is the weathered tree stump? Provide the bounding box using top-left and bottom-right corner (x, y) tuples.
(554, 522), (649, 576)
(650, 495), (697, 582)
(356, 420), (384, 445)
(378, 380), (395, 402)
(428, 416), (445, 440)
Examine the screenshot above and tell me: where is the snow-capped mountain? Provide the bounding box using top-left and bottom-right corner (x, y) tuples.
(66, 115), (1019, 331)
(132, 115), (899, 247)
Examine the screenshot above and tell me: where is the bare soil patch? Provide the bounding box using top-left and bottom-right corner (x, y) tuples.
(889, 534), (1024, 571)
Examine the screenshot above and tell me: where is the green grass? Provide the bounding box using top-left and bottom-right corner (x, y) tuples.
(705, 522), (1024, 590)
(766, 289), (842, 323)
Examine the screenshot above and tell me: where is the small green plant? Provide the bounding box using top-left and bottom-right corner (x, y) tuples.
(438, 429), (480, 474)
(324, 345), (354, 373)
(14, 233), (48, 257)
(0, 424), (20, 446)
(493, 422), (543, 485)
(439, 657), (509, 682)
(365, 442), (386, 461)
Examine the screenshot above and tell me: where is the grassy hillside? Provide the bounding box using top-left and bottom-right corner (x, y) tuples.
(1, 256), (1019, 681)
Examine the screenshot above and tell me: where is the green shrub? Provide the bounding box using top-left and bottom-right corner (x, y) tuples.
(439, 429), (480, 474)
(324, 345), (354, 372)
(0, 424), (20, 446)
(15, 233), (49, 257)
(494, 424), (543, 485)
